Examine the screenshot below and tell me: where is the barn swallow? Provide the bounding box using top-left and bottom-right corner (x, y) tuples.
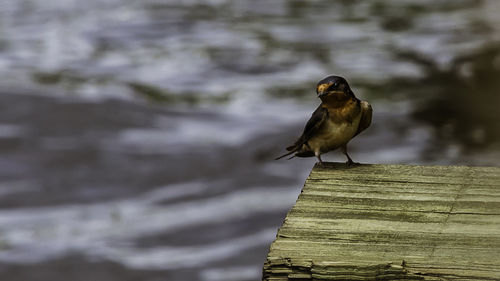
(276, 75), (372, 165)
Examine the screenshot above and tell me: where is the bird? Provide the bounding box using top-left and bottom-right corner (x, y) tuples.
(276, 75), (372, 165)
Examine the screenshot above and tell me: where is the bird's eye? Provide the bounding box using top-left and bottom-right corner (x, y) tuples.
(329, 82), (339, 90)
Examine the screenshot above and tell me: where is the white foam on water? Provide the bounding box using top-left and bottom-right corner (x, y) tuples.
(101, 228), (277, 270)
(0, 184), (299, 268)
(0, 124), (23, 138)
(200, 265), (261, 281)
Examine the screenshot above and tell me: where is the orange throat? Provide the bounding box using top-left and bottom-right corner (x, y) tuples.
(322, 97), (360, 123)
(320, 92), (351, 108)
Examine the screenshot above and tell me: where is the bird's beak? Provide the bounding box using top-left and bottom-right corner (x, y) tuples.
(317, 84), (330, 98)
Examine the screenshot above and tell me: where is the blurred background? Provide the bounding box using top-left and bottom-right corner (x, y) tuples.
(0, 0), (500, 280)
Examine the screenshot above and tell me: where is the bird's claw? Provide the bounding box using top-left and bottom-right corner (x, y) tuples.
(346, 160), (359, 166)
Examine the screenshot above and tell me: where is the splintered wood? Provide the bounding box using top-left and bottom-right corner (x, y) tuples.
(263, 163), (500, 281)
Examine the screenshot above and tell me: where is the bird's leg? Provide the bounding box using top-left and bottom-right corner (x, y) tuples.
(341, 145), (358, 166)
(315, 151), (324, 166)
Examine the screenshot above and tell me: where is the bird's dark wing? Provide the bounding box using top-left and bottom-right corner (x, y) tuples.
(291, 105), (328, 149)
(275, 105), (328, 160)
(354, 100), (372, 136)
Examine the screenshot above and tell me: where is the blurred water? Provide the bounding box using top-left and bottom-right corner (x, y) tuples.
(0, 1), (500, 281)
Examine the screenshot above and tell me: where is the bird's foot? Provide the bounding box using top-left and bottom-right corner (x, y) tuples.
(315, 153), (324, 167)
(346, 159), (360, 166)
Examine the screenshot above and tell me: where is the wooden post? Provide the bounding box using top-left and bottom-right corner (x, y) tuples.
(263, 163), (500, 280)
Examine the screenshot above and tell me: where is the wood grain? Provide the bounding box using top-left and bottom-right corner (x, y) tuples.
(263, 163), (500, 281)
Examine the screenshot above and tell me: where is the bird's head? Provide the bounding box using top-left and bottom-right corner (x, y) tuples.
(316, 75), (354, 101)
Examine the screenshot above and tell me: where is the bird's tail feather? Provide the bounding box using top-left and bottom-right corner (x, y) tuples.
(275, 145), (299, 160)
(275, 150), (295, 160)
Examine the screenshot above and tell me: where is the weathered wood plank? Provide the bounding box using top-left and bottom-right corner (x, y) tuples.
(263, 163), (500, 281)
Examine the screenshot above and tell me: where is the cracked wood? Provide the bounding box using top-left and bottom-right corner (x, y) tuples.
(263, 162), (500, 281)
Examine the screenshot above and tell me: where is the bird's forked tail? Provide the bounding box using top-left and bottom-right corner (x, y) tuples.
(275, 145), (299, 160)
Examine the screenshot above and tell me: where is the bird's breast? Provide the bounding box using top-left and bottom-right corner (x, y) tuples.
(308, 113), (361, 153)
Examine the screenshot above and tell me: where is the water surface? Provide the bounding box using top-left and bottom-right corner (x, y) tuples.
(0, 1), (500, 280)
